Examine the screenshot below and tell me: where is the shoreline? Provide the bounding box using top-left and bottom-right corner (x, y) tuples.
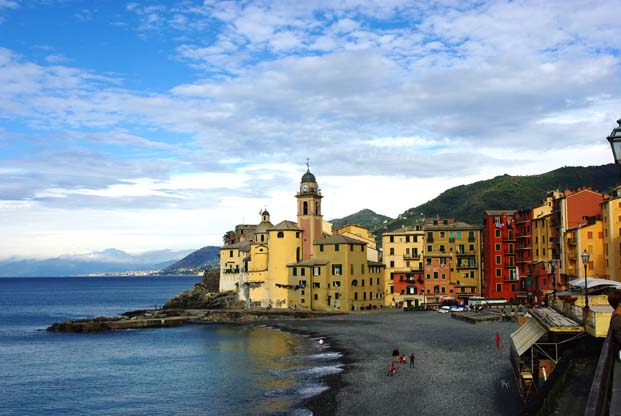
(47, 308), (523, 415)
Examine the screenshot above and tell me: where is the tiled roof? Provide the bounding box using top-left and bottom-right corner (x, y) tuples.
(315, 235), (366, 245)
(270, 220), (302, 231)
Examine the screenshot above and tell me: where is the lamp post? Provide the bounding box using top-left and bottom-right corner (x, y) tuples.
(581, 249), (590, 310)
(607, 117), (621, 176)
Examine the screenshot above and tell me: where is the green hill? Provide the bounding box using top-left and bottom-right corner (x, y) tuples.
(329, 208), (392, 231)
(372, 163), (618, 235)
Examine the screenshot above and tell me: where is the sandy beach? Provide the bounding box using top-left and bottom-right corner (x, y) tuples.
(271, 309), (523, 416)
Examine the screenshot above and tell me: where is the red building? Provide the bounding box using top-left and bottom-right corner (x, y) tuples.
(482, 210), (519, 302)
(514, 208), (533, 303)
(392, 270), (425, 307)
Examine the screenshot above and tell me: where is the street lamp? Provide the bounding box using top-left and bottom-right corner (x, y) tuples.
(607, 117), (621, 176)
(581, 249), (590, 310)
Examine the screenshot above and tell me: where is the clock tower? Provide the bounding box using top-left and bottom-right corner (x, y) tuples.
(296, 162), (323, 260)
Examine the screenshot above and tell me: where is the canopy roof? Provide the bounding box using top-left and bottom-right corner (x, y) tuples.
(567, 277), (621, 289)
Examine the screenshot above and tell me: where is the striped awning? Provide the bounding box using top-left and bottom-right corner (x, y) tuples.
(511, 318), (547, 356)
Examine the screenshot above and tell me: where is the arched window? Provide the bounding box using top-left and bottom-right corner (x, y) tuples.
(260, 235), (264, 242)
(303, 201), (308, 215)
(277, 231), (284, 238)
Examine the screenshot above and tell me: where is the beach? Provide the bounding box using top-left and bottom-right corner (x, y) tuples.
(271, 309), (522, 416)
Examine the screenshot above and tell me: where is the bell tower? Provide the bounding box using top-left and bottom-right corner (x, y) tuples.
(296, 160), (323, 260)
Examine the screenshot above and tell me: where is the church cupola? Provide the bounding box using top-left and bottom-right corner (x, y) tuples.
(296, 160), (323, 260)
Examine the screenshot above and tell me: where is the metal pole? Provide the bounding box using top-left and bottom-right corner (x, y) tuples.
(584, 262), (589, 310)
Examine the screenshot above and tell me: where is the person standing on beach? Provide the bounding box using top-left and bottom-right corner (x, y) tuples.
(409, 353), (415, 368)
(392, 348), (399, 363)
(387, 363), (396, 376)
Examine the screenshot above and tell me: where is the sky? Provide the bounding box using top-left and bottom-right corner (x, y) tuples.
(0, 0), (620, 259)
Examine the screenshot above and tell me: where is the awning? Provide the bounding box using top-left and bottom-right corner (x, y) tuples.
(511, 318), (547, 356)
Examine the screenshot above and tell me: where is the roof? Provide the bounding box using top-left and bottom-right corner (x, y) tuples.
(568, 277), (621, 290)
(220, 241), (251, 251)
(511, 318), (547, 356)
(255, 221), (273, 232)
(367, 260), (385, 266)
(315, 235), (366, 245)
(301, 169), (316, 183)
(530, 307), (584, 333)
(423, 221), (482, 231)
(270, 220), (302, 231)
(485, 210), (517, 216)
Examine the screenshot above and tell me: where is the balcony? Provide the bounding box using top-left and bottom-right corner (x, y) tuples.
(504, 263), (516, 268)
(403, 253), (421, 260)
(457, 263), (477, 270)
(456, 250), (476, 256)
(505, 251), (516, 256)
(503, 236), (517, 242)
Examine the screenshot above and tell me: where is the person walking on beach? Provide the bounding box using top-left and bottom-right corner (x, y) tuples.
(387, 363), (396, 376)
(409, 353), (415, 368)
(392, 348), (399, 363)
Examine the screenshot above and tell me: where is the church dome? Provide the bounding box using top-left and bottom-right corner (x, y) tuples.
(301, 169), (316, 183)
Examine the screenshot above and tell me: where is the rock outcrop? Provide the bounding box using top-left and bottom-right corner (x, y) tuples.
(162, 281), (239, 310)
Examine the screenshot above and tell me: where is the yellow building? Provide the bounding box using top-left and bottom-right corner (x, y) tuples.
(219, 165), (381, 310)
(531, 191), (562, 264)
(565, 219), (605, 280)
(381, 225), (425, 306)
(334, 224), (379, 261)
(287, 235), (384, 311)
(423, 218), (482, 303)
(602, 189), (621, 281)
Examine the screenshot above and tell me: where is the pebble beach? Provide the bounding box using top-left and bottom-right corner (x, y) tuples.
(272, 309), (523, 416)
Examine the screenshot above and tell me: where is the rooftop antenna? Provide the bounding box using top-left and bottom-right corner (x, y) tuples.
(306, 157), (310, 171)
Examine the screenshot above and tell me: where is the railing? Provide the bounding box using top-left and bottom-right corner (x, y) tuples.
(403, 253), (421, 260)
(584, 329), (613, 416)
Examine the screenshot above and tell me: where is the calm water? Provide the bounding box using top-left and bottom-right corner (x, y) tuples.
(0, 277), (342, 416)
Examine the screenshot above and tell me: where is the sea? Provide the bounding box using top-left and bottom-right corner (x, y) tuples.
(0, 276), (343, 416)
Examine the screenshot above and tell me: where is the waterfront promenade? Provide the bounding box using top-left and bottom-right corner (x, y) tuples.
(272, 309), (522, 416)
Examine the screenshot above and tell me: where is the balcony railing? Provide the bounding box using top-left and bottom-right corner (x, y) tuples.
(403, 253), (421, 260)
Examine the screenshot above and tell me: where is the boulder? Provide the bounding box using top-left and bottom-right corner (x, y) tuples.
(162, 282), (238, 309)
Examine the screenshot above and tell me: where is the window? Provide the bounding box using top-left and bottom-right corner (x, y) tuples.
(314, 266), (321, 276)
(495, 244), (501, 251)
(427, 245), (433, 252)
(332, 264), (342, 275)
(363, 292), (367, 300)
(277, 231), (284, 238)
(303, 201), (308, 215)
(350, 244), (354, 251)
(293, 268), (297, 277)
(469, 244), (474, 251)
(496, 255), (501, 265)
(495, 229), (501, 238)
(390, 247), (395, 255)
(426, 274), (430, 279)
(434, 272), (438, 279)
(426, 258), (432, 265)
(361, 264), (365, 274)
(441, 287), (446, 293)
(440, 232), (445, 238)
(296, 232), (300, 238)
(314, 294), (318, 300)
(333, 281), (341, 287)
(260, 235), (264, 242)
(320, 244), (324, 252)
(354, 292), (358, 300)
(313, 282), (320, 288)
(390, 236), (394, 243)
(439, 245), (445, 252)
(301, 268), (305, 276)
(442, 273), (446, 280)
(496, 268), (501, 277)
(390, 286), (394, 294)
(301, 298), (305, 304)
(414, 235), (418, 242)
(496, 283), (502, 292)
(350, 264), (354, 274)
(406, 236), (410, 243)
(390, 261), (394, 267)
(361, 279), (365, 287)
(587, 231), (593, 239)
(229, 250), (233, 257)
(335, 244), (339, 251)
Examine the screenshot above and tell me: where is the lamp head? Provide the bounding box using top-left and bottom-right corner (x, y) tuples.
(607, 118), (621, 164)
(581, 249), (590, 264)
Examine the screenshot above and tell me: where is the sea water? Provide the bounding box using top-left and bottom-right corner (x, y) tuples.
(0, 277), (342, 416)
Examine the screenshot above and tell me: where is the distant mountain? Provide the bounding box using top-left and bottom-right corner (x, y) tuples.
(329, 209), (393, 231)
(372, 163), (618, 236)
(0, 248), (195, 277)
(159, 246), (220, 274)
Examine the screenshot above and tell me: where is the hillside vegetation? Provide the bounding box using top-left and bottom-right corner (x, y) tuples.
(371, 164), (618, 235)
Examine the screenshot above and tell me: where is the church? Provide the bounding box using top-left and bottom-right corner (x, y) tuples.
(219, 165), (385, 311)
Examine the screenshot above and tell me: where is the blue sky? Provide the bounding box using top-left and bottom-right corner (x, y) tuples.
(1, 0), (620, 259)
